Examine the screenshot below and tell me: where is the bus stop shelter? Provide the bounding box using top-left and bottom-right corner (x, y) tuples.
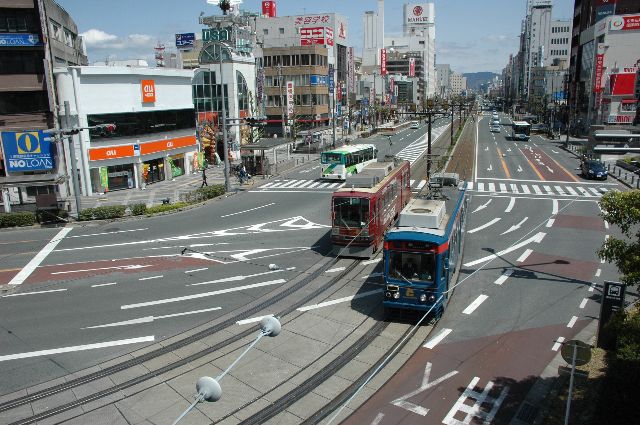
(240, 137), (295, 176)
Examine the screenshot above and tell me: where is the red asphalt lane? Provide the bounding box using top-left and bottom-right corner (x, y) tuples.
(520, 145), (576, 182)
(343, 320), (590, 425)
(0, 255), (216, 286)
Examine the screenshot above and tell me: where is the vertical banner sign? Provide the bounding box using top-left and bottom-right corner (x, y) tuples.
(409, 57), (416, 77)
(257, 67), (265, 111)
(389, 78), (395, 97)
(99, 167), (109, 191)
(380, 48), (387, 75)
(348, 47), (355, 96)
(1, 130), (53, 172)
(141, 79), (156, 103)
(328, 64), (335, 94)
(337, 82), (342, 102)
(286, 81), (295, 119)
(369, 86), (375, 106)
(593, 44), (605, 110)
(598, 281), (626, 349)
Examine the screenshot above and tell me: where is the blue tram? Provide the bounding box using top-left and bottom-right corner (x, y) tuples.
(383, 174), (468, 315)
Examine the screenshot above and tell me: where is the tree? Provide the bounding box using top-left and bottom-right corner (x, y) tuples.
(597, 190), (640, 288)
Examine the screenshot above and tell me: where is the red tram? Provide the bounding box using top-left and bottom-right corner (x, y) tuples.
(331, 160), (412, 258)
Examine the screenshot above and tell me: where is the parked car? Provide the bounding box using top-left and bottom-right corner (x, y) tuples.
(581, 160), (608, 180)
(410, 121), (420, 129)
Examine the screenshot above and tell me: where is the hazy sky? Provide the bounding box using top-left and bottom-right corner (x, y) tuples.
(56, 0), (574, 74)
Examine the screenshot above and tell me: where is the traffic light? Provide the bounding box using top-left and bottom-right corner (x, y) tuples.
(245, 116), (267, 127)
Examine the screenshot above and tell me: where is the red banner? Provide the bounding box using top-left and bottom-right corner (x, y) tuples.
(380, 48), (387, 75)
(593, 46), (605, 93)
(409, 57), (415, 77)
(300, 27), (333, 46)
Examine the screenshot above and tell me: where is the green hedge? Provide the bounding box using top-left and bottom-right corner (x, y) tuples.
(146, 202), (190, 215)
(182, 184), (226, 203)
(0, 211), (36, 228)
(130, 203), (147, 216)
(79, 205), (126, 221)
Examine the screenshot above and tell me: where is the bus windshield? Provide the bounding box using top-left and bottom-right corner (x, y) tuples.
(388, 251), (435, 283)
(333, 197), (369, 229)
(321, 152), (344, 164)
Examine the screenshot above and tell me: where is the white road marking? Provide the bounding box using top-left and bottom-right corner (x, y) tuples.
(220, 203), (275, 218)
(363, 258), (382, 266)
(488, 183), (496, 192)
(442, 376), (508, 425)
(579, 298), (588, 309)
(589, 282), (597, 292)
(532, 185), (542, 195)
(494, 269), (513, 285)
(604, 221), (609, 230)
(462, 294), (488, 315)
(8, 227), (72, 285)
(185, 268), (208, 274)
(472, 199), (492, 213)
(467, 182), (474, 190)
(362, 272), (382, 278)
(477, 182), (485, 192)
(236, 314), (274, 326)
(121, 279), (286, 309)
(567, 316), (578, 328)
(468, 218), (501, 234)
(416, 180), (427, 190)
(505, 197), (515, 213)
(67, 228), (148, 238)
(588, 187), (601, 196)
(3, 288), (67, 298)
(51, 264), (152, 275)
(326, 267), (346, 273)
(297, 289), (382, 312)
(410, 179), (415, 186)
(552, 336), (565, 351)
(84, 307), (222, 329)
(0, 336), (155, 362)
(595, 268), (601, 277)
(520, 185), (531, 194)
(565, 186), (578, 196)
(501, 217), (528, 235)
(577, 186), (592, 197)
(187, 268), (292, 287)
(139, 275), (163, 281)
(554, 185), (565, 195)
(371, 413), (385, 425)
(464, 232), (546, 267)
(546, 219), (555, 228)
(423, 328), (453, 349)
(499, 183), (507, 192)
(91, 282), (117, 288)
(517, 249), (533, 263)
(601, 258), (605, 264)
(543, 185), (553, 194)
(510, 183), (519, 194)
(552, 199), (559, 215)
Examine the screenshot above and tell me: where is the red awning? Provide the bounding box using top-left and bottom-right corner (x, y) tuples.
(609, 73), (636, 96)
(621, 99), (638, 104)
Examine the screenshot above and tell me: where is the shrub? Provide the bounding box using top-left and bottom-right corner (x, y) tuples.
(130, 203), (147, 216)
(78, 205), (126, 221)
(78, 207), (95, 221)
(146, 202), (190, 215)
(182, 184), (225, 204)
(0, 212), (36, 228)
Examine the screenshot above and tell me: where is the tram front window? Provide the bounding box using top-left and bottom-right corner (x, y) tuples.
(321, 153), (343, 164)
(333, 197), (369, 228)
(389, 251), (435, 283)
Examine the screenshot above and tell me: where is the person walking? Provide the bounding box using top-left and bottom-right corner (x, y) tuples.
(201, 168), (208, 187)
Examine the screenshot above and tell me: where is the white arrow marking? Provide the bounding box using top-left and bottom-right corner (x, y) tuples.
(487, 164), (493, 171)
(391, 362), (459, 416)
(50, 264), (152, 275)
(517, 165), (523, 172)
(468, 218), (501, 234)
(507, 148), (511, 152)
(501, 217), (528, 234)
(546, 166), (554, 173)
(472, 199), (492, 213)
(83, 307), (222, 329)
(505, 197), (516, 213)
(464, 232), (546, 267)
(552, 149), (559, 154)
(484, 146), (489, 151)
(188, 267), (293, 286)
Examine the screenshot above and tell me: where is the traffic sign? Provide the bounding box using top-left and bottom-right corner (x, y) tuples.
(561, 340), (591, 366)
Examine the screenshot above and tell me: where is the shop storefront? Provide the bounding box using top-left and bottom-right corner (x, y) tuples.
(143, 158), (165, 184)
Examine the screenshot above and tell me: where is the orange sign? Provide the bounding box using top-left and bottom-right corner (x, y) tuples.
(89, 145), (135, 161)
(139, 135), (196, 155)
(141, 79), (156, 103)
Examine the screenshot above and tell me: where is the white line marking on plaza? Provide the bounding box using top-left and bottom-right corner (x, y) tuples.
(220, 203), (275, 218)
(517, 249), (533, 263)
(91, 282), (117, 288)
(567, 316), (578, 328)
(2, 288), (67, 297)
(423, 328), (453, 349)
(494, 269), (513, 285)
(0, 336), (155, 362)
(185, 268), (208, 274)
(579, 298), (588, 309)
(468, 218), (501, 234)
(139, 275), (163, 281)
(51, 264), (152, 275)
(505, 197), (515, 213)
(326, 267), (346, 273)
(595, 269), (601, 277)
(8, 227), (72, 285)
(371, 413), (385, 425)
(187, 268), (293, 286)
(552, 337), (565, 351)
(297, 289), (382, 312)
(589, 282), (597, 292)
(121, 279), (286, 309)
(363, 258), (381, 265)
(464, 232), (546, 267)
(462, 295), (488, 315)
(67, 228), (148, 238)
(84, 307), (222, 329)
(552, 199), (559, 215)
(546, 219), (555, 227)
(236, 314), (274, 326)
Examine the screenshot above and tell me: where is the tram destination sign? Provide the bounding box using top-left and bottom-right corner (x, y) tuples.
(202, 27), (231, 42)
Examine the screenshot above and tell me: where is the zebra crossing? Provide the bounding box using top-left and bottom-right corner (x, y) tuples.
(468, 181), (611, 198)
(255, 178), (432, 192)
(395, 125), (448, 164)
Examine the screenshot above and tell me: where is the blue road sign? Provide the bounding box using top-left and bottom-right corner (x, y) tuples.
(1, 130), (54, 172)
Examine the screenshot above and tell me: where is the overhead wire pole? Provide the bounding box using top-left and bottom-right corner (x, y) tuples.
(219, 45), (231, 193)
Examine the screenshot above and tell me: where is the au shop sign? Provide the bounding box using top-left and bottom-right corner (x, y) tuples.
(1, 131), (54, 172)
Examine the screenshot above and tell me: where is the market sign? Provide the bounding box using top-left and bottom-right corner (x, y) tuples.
(202, 27), (231, 42)
(141, 79), (156, 103)
(0, 33), (42, 46)
(1, 131), (53, 172)
(406, 3), (433, 25)
(175, 33), (195, 49)
(593, 44), (605, 93)
(380, 48), (387, 76)
(610, 14), (640, 31)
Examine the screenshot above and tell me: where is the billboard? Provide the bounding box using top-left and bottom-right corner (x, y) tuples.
(0, 33), (42, 47)
(286, 81), (295, 118)
(348, 47), (355, 95)
(300, 27), (333, 46)
(328, 64), (334, 94)
(610, 14), (640, 31)
(596, 0), (617, 22)
(409, 57), (416, 77)
(593, 44), (605, 94)
(262, 1), (276, 17)
(141, 79), (156, 103)
(380, 48), (387, 75)
(405, 3), (434, 26)
(175, 33), (195, 49)
(1, 131), (54, 172)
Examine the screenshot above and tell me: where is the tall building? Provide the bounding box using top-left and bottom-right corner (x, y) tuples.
(450, 72), (467, 96)
(523, 0), (553, 102)
(549, 20), (571, 65)
(362, 0), (384, 71)
(436, 63), (451, 98)
(1, 0), (87, 212)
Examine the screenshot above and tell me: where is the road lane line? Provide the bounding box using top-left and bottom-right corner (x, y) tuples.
(187, 268), (291, 286)
(91, 282), (117, 288)
(496, 146), (512, 179)
(494, 269), (513, 285)
(121, 279), (286, 309)
(416, 180), (427, 190)
(220, 203), (275, 218)
(3, 288), (67, 297)
(547, 155), (580, 182)
(567, 316), (578, 328)
(85, 307), (223, 329)
(595, 268), (601, 277)
(579, 298), (588, 309)
(0, 336), (155, 362)
(505, 197), (515, 213)
(139, 275), (163, 281)
(363, 258), (381, 265)
(552, 336), (565, 351)
(464, 232), (546, 267)
(517, 249), (533, 263)
(589, 282), (597, 292)
(520, 148), (546, 181)
(423, 328), (453, 349)
(237, 314), (275, 326)
(67, 228), (148, 239)
(297, 289), (382, 312)
(185, 268), (208, 274)
(546, 219), (555, 227)
(326, 267), (346, 273)
(468, 218), (501, 234)
(7, 227), (72, 285)
(552, 199), (559, 215)
(462, 295), (488, 315)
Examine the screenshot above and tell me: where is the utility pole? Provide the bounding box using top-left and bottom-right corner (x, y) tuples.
(63, 101), (82, 218)
(219, 54), (231, 192)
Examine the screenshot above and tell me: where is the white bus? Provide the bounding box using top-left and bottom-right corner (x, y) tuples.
(512, 121), (531, 141)
(321, 144), (378, 180)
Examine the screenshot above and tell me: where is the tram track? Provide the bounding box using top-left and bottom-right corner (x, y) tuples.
(1, 257), (365, 424)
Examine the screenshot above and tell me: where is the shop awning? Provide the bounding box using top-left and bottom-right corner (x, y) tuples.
(609, 73), (636, 96)
(621, 99), (637, 104)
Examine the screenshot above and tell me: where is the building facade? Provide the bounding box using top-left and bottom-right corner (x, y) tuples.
(450, 72), (467, 96)
(436, 63), (451, 98)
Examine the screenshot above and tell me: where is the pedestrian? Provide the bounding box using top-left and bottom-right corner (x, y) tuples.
(201, 168), (208, 187)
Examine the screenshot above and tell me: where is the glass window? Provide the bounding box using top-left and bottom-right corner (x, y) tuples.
(388, 251), (435, 283)
(263, 29), (268, 35)
(279, 28), (284, 34)
(0, 91), (49, 114)
(87, 109), (195, 139)
(333, 197), (369, 228)
(321, 152), (343, 164)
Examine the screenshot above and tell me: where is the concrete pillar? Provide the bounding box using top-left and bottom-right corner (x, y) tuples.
(2, 188), (11, 213)
(133, 162), (140, 189)
(165, 156), (172, 181)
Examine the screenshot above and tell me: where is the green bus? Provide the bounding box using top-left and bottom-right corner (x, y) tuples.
(320, 144), (378, 180)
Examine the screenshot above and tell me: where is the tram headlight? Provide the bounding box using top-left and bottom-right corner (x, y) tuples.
(393, 292), (400, 299)
(385, 291), (391, 298)
(428, 295), (436, 302)
(420, 294), (427, 302)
